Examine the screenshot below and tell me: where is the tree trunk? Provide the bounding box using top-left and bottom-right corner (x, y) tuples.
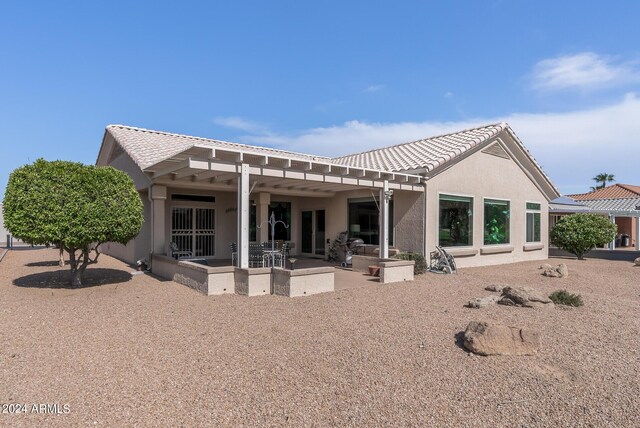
(71, 268), (83, 288)
(59, 247), (65, 267)
(67, 247), (92, 288)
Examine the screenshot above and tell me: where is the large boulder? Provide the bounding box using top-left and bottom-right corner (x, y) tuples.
(463, 321), (540, 356)
(542, 263), (569, 278)
(485, 285), (504, 293)
(498, 286), (553, 308)
(467, 295), (499, 308)
(634, 257), (640, 267)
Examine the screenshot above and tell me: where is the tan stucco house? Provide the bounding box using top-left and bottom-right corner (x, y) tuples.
(96, 122), (559, 278)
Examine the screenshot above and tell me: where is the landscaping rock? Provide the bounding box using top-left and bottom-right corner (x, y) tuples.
(462, 321), (540, 356)
(542, 263), (569, 278)
(634, 257), (640, 266)
(557, 263), (569, 277)
(467, 295), (499, 308)
(485, 285), (504, 293)
(539, 263), (553, 270)
(498, 286), (552, 308)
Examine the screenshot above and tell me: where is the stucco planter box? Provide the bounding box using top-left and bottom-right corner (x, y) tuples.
(379, 260), (415, 284)
(152, 254), (234, 296)
(351, 255), (397, 273)
(234, 267), (271, 296)
(272, 267), (334, 297)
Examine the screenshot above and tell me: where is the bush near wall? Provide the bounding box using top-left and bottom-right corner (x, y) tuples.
(396, 252), (428, 275)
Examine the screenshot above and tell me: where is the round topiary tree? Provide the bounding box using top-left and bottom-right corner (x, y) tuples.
(3, 159), (144, 287)
(550, 213), (617, 260)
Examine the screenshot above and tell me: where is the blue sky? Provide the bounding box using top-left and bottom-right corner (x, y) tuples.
(1, 1), (639, 198)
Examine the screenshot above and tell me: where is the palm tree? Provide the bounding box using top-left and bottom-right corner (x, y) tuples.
(592, 173), (615, 190)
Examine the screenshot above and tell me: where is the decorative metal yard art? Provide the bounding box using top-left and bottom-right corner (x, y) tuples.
(258, 212), (290, 268)
(429, 246), (457, 274)
(258, 212), (290, 295)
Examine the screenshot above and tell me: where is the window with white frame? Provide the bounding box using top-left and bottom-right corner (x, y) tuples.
(439, 194), (473, 247)
(526, 202), (541, 243)
(484, 199), (510, 245)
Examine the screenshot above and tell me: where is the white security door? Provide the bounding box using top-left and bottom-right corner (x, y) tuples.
(171, 207), (215, 257)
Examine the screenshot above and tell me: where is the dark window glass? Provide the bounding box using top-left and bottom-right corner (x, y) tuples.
(484, 199), (510, 245)
(269, 202), (291, 241)
(171, 194), (216, 203)
(439, 195), (473, 247)
(347, 199), (393, 245)
(249, 204), (257, 242)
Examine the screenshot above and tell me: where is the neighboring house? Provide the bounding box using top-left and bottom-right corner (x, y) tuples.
(96, 122), (559, 272)
(549, 184), (640, 250)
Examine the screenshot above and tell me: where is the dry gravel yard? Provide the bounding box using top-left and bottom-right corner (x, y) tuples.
(1, 248), (639, 427)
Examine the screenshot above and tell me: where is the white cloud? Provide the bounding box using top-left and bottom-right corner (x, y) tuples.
(444, 91), (454, 98)
(364, 84), (385, 93)
(236, 94), (640, 195)
(213, 116), (265, 133)
(532, 52), (640, 91)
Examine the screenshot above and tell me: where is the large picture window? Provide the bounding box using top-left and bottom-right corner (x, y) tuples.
(248, 201), (291, 241)
(484, 199), (510, 245)
(439, 194), (473, 247)
(526, 202), (541, 243)
(347, 198), (393, 245)
(269, 201), (291, 241)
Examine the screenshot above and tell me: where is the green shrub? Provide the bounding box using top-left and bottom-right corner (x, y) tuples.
(549, 290), (584, 307)
(396, 252), (428, 275)
(550, 213), (617, 260)
(3, 159), (143, 287)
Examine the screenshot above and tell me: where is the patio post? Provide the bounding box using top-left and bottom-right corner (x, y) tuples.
(610, 214), (616, 250)
(379, 180), (389, 259)
(237, 163), (250, 268)
(636, 217), (640, 251)
(258, 192), (270, 243)
(150, 185), (167, 255)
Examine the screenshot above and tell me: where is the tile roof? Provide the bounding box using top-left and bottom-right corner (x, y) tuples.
(331, 123), (507, 172)
(105, 125), (330, 171)
(569, 184), (640, 201)
(581, 198), (640, 214)
(104, 122), (558, 199)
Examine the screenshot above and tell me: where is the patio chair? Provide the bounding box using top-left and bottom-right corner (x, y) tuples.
(230, 242), (238, 266)
(277, 242), (288, 268)
(169, 241), (193, 260)
(248, 243), (265, 267)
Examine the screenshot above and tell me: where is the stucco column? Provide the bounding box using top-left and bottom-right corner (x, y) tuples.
(636, 217), (640, 251)
(237, 164), (250, 268)
(258, 192), (271, 243)
(151, 185), (167, 254)
(610, 215), (616, 250)
(379, 180), (389, 259)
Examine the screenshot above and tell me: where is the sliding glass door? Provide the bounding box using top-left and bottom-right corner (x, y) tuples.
(301, 210), (325, 256)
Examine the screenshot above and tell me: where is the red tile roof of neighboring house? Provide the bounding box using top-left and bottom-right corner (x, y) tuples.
(569, 184), (640, 200)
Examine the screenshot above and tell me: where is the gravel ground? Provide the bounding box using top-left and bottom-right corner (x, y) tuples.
(1, 248), (639, 427)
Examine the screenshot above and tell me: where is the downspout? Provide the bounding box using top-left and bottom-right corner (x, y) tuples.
(422, 175), (429, 256)
(148, 185), (154, 270)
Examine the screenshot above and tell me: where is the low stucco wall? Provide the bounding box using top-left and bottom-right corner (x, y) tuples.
(152, 254), (235, 295)
(272, 267), (335, 297)
(352, 255), (398, 273)
(234, 268), (271, 296)
(379, 260), (415, 284)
